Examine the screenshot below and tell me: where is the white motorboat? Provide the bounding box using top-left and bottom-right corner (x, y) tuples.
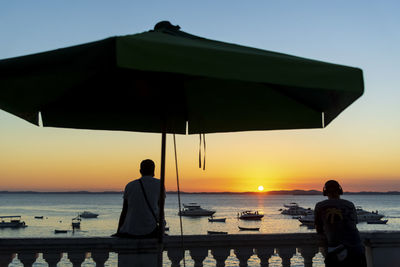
(367, 219), (388, 224)
(284, 202), (300, 208)
(0, 216), (27, 228)
(281, 203), (312, 216)
(298, 206), (385, 225)
(238, 210), (264, 220)
(79, 211), (99, 218)
(356, 207), (384, 222)
(298, 214), (315, 225)
(183, 203), (201, 208)
(179, 203), (216, 216)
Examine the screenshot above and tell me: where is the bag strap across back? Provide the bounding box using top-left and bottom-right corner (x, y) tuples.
(139, 179), (158, 223)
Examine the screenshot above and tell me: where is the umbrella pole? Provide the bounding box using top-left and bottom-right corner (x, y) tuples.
(157, 131), (166, 265)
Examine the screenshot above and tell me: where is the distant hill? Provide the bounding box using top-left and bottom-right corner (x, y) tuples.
(0, 190), (123, 194)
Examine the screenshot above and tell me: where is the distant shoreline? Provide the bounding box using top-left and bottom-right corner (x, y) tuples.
(1, 190), (400, 195)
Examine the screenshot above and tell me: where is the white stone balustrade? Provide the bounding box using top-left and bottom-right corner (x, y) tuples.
(0, 232), (399, 267)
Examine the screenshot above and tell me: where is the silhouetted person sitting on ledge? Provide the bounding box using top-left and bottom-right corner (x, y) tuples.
(115, 159), (160, 238)
(315, 180), (367, 267)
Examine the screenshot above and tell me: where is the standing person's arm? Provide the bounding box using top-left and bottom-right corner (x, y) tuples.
(117, 199), (128, 233)
(352, 203), (358, 224)
(314, 204), (324, 234)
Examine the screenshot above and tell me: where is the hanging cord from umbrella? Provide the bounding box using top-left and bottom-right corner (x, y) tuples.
(173, 133), (186, 267)
(199, 133), (206, 170)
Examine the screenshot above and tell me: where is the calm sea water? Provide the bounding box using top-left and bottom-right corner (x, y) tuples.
(1, 193), (399, 266)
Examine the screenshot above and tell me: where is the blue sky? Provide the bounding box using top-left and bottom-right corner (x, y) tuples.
(0, 1), (399, 191)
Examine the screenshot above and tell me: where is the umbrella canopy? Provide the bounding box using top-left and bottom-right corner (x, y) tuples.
(0, 22), (363, 134)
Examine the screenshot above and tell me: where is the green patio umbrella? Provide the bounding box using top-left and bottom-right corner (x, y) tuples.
(0, 21), (363, 241)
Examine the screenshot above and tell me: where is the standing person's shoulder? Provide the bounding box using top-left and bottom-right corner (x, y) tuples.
(315, 199), (330, 209)
(339, 198), (356, 208)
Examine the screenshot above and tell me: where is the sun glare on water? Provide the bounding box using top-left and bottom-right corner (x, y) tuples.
(258, 185), (264, 191)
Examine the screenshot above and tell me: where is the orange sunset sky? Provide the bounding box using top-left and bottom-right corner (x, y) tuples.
(1, 1), (400, 192)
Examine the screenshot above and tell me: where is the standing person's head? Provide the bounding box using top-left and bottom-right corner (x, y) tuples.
(140, 159), (155, 177)
(323, 180), (343, 199)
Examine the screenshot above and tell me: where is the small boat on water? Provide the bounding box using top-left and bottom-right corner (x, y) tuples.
(208, 217), (226, 222)
(72, 217), (81, 229)
(238, 226), (260, 231)
(0, 216), (27, 228)
(79, 211), (99, 218)
(238, 211), (264, 220)
(367, 219), (388, 224)
(54, 230), (68, 234)
(179, 203), (216, 217)
(207, 230), (228, 235)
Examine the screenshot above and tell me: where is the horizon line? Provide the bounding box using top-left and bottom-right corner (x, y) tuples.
(1, 189), (400, 195)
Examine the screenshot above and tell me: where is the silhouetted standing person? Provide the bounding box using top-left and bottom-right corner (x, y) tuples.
(116, 159), (160, 238)
(315, 180), (367, 267)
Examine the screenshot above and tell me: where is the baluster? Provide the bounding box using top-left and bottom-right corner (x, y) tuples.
(255, 247), (274, 267)
(68, 251), (88, 267)
(298, 247), (318, 267)
(234, 247), (254, 267)
(211, 247), (230, 267)
(319, 247), (326, 258)
(91, 251), (109, 267)
(189, 248), (208, 267)
(0, 253), (15, 267)
(43, 252), (63, 267)
(18, 252), (38, 267)
(167, 248), (184, 267)
(276, 247), (295, 267)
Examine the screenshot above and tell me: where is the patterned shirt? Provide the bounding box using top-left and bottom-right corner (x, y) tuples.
(314, 198), (362, 247)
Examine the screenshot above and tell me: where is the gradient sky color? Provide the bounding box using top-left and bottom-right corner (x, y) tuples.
(1, 1), (399, 192)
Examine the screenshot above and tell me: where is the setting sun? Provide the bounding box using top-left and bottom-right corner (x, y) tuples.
(258, 185), (264, 191)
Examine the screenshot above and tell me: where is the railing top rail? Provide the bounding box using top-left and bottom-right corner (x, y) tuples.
(0, 231), (399, 252)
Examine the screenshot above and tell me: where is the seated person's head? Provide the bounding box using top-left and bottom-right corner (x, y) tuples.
(140, 159), (155, 177)
(323, 180), (343, 198)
